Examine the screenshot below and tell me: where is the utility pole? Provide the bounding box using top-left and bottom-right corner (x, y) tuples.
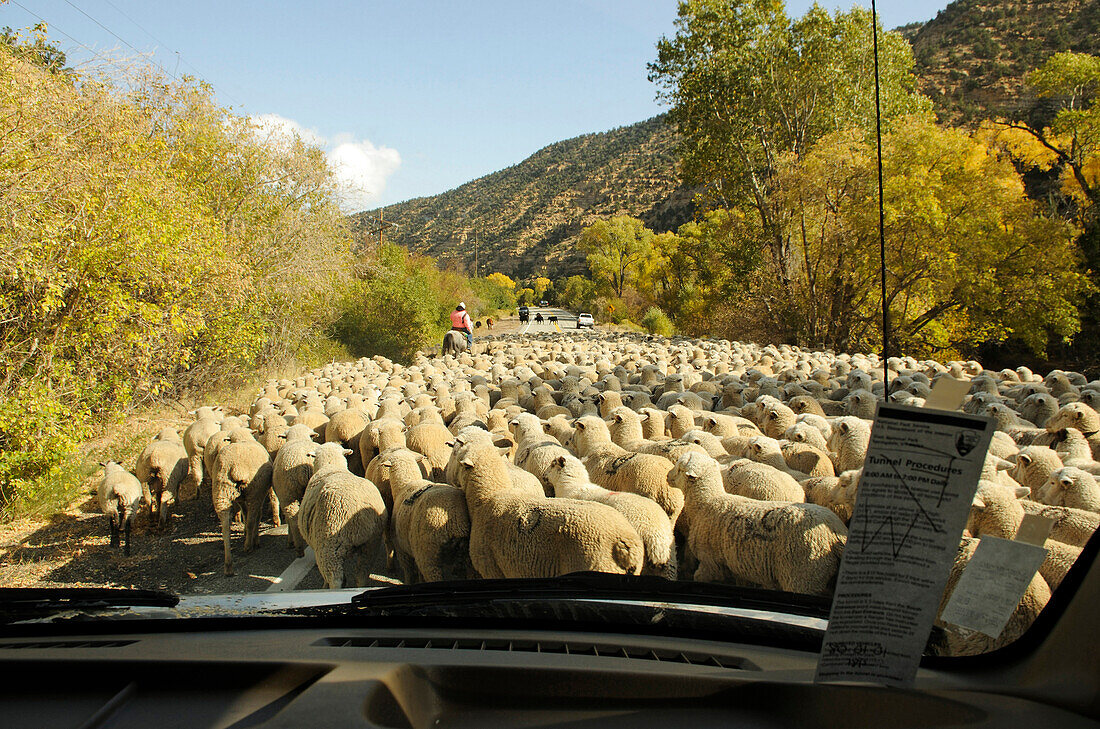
(474, 230), (479, 278)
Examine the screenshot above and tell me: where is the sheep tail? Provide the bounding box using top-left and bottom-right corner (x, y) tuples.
(612, 538), (643, 575)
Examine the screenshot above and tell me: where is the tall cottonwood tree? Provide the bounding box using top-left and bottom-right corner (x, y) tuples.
(579, 216), (653, 297)
(648, 0), (929, 339)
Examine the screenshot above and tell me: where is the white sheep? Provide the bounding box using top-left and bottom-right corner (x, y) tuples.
(827, 417), (872, 473)
(378, 449), (473, 583)
(453, 440), (644, 578)
(298, 442), (389, 588)
(182, 406), (223, 498)
(135, 428), (189, 528)
(271, 435), (319, 556)
(667, 453), (846, 596)
(1037, 467), (1100, 512)
(608, 407), (709, 463)
(545, 453), (677, 579)
(98, 461), (144, 556)
(720, 458), (805, 503)
(211, 438), (274, 576)
(569, 416), (684, 523)
(510, 413), (571, 491)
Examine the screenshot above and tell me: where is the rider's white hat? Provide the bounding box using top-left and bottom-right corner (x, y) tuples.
(457, 302), (466, 310)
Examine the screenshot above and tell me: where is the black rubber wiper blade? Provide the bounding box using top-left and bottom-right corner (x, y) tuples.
(352, 572), (832, 619)
(0, 588), (179, 619)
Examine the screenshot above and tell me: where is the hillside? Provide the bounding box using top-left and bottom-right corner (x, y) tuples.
(354, 116), (692, 278)
(356, 0), (1100, 277)
(910, 0), (1100, 123)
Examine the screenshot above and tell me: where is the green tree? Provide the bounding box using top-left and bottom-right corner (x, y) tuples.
(769, 116), (1089, 356)
(648, 0), (929, 338)
(579, 216), (653, 297)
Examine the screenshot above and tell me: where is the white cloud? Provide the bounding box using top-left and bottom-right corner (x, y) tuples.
(328, 140), (402, 212)
(249, 113), (400, 212)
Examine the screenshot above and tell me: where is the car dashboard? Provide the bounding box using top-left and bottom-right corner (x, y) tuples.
(2, 617), (1098, 729)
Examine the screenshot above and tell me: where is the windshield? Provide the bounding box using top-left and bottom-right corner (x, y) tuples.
(1, 0), (1097, 663)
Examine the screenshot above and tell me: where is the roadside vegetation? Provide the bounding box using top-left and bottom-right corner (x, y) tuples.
(560, 1), (1096, 357)
(0, 28), (513, 519)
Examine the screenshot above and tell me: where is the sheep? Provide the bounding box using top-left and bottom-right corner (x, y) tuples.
(271, 436), (319, 556)
(666, 404), (697, 439)
(639, 408), (670, 440)
(667, 452), (846, 596)
(446, 426), (544, 498)
(608, 407), (709, 463)
(782, 422), (830, 452)
(405, 420), (455, 480)
(569, 416), (684, 523)
(182, 406), (223, 497)
(1046, 403), (1100, 458)
(98, 461), (144, 556)
(452, 440), (644, 578)
(510, 413), (571, 491)
(358, 417), (406, 475)
(761, 402), (798, 438)
(1009, 446), (1063, 492)
(1054, 428), (1100, 476)
(545, 454), (677, 579)
(135, 428), (189, 528)
(325, 408), (370, 474)
(699, 412), (761, 438)
(827, 417), (872, 473)
(544, 414), (575, 446)
(780, 441), (836, 478)
(211, 438), (274, 576)
(721, 458), (806, 503)
(298, 442), (389, 588)
(1037, 467), (1100, 512)
(377, 449), (473, 583)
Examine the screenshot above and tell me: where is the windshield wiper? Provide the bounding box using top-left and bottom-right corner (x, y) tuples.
(0, 588), (179, 623)
(351, 572), (831, 619)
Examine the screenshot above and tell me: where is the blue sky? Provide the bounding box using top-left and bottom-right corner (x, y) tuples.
(3, 1), (951, 210)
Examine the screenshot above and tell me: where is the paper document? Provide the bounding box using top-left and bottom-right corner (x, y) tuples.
(939, 536), (1048, 638)
(816, 404), (994, 687)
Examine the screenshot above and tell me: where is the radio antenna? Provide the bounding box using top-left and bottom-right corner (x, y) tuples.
(871, 0), (889, 391)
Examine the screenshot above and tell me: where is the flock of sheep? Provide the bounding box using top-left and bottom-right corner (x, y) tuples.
(99, 331), (1100, 655)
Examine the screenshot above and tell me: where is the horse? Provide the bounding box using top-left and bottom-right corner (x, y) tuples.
(441, 330), (469, 356)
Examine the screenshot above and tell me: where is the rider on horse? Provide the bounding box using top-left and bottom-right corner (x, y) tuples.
(450, 302), (473, 349)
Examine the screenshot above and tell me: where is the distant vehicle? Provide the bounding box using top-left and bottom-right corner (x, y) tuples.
(577, 312), (594, 328)
(539, 300), (548, 307)
(518, 305), (529, 323)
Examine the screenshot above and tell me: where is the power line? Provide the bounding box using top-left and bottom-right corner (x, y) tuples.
(11, 0), (247, 111)
(59, 0), (179, 82)
(8, 0), (132, 76)
(96, 0), (247, 110)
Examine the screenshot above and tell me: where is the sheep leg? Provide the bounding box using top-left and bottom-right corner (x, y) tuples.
(221, 508), (236, 576)
(158, 490), (173, 528)
(396, 549), (419, 584)
(123, 513), (132, 557)
(269, 490), (282, 527)
(109, 518), (120, 550)
(187, 454), (203, 498)
(694, 559), (725, 584)
(243, 500), (261, 553)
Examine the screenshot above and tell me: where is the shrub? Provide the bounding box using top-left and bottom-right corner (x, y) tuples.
(641, 307), (675, 336)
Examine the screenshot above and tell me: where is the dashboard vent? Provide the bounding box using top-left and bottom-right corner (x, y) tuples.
(0, 639), (137, 650)
(315, 636), (756, 670)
